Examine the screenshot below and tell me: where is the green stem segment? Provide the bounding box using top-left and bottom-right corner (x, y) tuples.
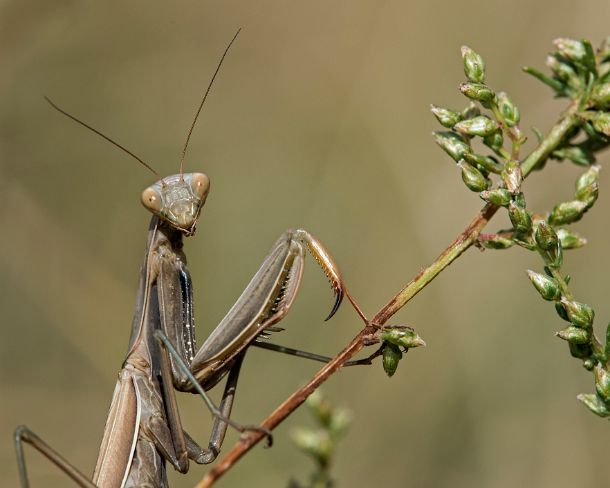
(375, 100), (581, 325)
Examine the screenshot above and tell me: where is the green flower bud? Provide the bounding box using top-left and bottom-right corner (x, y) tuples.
(457, 161), (490, 192)
(526, 270), (561, 301)
(483, 130), (504, 154)
(382, 343), (403, 377)
(553, 38), (587, 63)
(583, 358), (597, 371)
(534, 220), (559, 250)
(480, 235), (514, 250)
(580, 393), (610, 416)
(496, 91), (520, 127)
(556, 228), (587, 249)
(454, 116), (499, 137)
(569, 342), (593, 360)
(306, 391), (332, 427)
(548, 200), (589, 225)
(534, 220), (562, 267)
(545, 54), (581, 91)
(605, 322), (610, 361)
(600, 37), (610, 62)
(461, 102), (481, 119)
(380, 327), (426, 349)
(591, 83), (610, 107)
(434, 131), (471, 161)
(461, 45), (486, 83)
(459, 82), (495, 106)
(575, 166), (600, 207)
(463, 152), (503, 173)
(328, 408), (352, 439)
(430, 104), (462, 128)
(291, 428), (332, 462)
(578, 393), (610, 417)
(508, 201), (532, 234)
(581, 39), (597, 73)
(479, 188), (512, 206)
(555, 301), (570, 321)
(592, 111), (610, 136)
(552, 146), (594, 167)
(594, 365), (610, 402)
(560, 298), (594, 329)
(575, 181), (599, 207)
(501, 160), (522, 194)
(576, 165), (600, 190)
(556, 326), (590, 344)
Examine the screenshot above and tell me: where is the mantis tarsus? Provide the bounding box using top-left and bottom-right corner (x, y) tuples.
(14, 31), (363, 487)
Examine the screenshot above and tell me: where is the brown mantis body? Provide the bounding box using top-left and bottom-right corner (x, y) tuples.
(15, 31), (353, 487)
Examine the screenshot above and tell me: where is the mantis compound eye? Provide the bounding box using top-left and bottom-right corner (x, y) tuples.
(188, 173), (210, 203)
(141, 187), (163, 214)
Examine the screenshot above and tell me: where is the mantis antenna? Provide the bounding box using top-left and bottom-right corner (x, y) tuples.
(44, 95), (162, 180)
(178, 27), (242, 176)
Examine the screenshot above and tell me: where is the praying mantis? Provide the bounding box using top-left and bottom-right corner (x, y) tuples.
(14, 31), (363, 487)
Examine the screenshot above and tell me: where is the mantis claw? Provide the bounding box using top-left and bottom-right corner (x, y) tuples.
(324, 288), (344, 321)
(293, 229), (345, 322)
(242, 426), (273, 447)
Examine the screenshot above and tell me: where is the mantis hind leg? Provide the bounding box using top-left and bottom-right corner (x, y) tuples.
(14, 425), (95, 488)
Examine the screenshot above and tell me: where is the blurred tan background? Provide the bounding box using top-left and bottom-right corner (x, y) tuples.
(2, 1), (610, 486)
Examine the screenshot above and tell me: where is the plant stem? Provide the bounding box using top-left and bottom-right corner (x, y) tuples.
(196, 99), (583, 488)
(520, 102), (580, 176)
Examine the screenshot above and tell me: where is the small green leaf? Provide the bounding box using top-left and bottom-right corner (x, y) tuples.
(523, 66), (565, 93)
(552, 146), (594, 167)
(480, 235), (514, 250)
(532, 126), (544, 143)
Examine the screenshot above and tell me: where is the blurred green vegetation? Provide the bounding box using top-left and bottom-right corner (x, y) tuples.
(2, 1), (610, 487)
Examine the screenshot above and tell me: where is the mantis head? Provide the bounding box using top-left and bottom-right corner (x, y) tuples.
(141, 173), (210, 235)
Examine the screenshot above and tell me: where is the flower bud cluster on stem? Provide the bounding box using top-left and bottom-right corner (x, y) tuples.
(433, 37), (610, 420)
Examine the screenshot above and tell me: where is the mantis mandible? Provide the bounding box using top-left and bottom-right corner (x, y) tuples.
(15, 30), (355, 487)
